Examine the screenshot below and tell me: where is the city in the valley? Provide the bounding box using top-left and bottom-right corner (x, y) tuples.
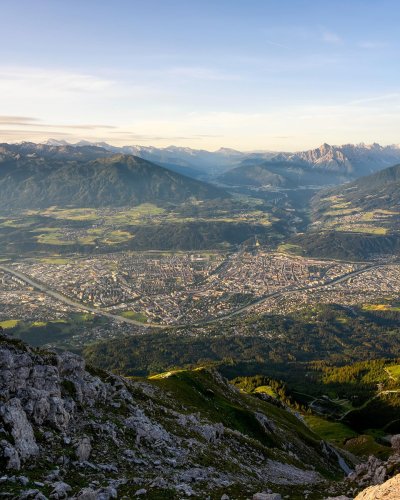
(1, 248), (399, 348)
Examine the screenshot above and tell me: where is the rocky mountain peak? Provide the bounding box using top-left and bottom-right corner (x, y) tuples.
(319, 143), (334, 153)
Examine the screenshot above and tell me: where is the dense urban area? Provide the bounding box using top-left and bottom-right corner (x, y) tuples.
(0, 248), (399, 348)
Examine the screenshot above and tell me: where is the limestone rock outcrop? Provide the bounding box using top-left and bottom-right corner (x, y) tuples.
(0, 338), (348, 498)
(354, 473), (400, 499)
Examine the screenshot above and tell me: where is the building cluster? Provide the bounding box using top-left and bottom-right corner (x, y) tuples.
(0, 288), (74, 324)
(4, 250), (367, 326)
(253, 264), (400, 315)
(0, 270), (26, 290)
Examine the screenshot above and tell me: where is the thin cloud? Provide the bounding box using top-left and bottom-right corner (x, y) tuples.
(58, 124), (117, 130)
(358, 41), (388, 49)
(0, 129), (74, 137)
(108, 131), (195, 142)
(0, 117), (117, 130)
(322, 31), (343, 45)
(347, 93), (400, 106)
(167, 66), (240, 81)
(195, 134), (224, 138)
(0, 67), (115, 97)
(0, 67), (115, 93)
(264, 40), (290, 50)
(0, 116), (38, 125)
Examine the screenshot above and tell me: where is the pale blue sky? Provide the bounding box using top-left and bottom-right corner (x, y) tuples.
(0, 0), (399, 150)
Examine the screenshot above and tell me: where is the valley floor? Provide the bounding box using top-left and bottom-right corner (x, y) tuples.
(1, 249), (399, 349)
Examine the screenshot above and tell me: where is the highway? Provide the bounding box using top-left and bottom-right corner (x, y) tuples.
(187, 262), (386, 327)
(0, 264), (164, 329)
(0, 261), (388, 330)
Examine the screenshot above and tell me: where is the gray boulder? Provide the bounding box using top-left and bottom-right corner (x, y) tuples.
(49, 481), (72, 499)
(75, 437), (92, 462)
(0, 399), (39, 462)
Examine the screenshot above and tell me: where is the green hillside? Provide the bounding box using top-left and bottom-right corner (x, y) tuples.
(330, 163), (400, 211)
(231, 359), (400, 458)
(289, 163), (400, 260)
(288, 231), (400, 260)
(0, 154), (228, 209)
(311, 163), (400, 230)
(218, 160), (348, 188)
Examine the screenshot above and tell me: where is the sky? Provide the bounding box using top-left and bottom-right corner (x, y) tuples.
(0, 0), (399, 151)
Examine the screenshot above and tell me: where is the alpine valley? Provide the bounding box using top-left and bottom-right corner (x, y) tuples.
(1, 140), (400, 499)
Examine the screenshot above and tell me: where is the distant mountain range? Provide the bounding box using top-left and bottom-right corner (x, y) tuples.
(269, 142), (400, 177)
(43, 139), (400, 184)
(220, 143), (400, 190)
(45, 139), (251, 179)
(0, 144), (227, 209)
(1, 139), (400, 258)
(1, 141), (111, 161)
(217, 160), (350, 189)
(2, 140), (400, 210)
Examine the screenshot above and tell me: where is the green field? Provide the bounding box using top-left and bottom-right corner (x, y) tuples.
(386, 364), (400, 381)
(0, 313), (103, 348)
(0, 319), (20, 329)
(39, 257), (71, 264)
(121, 311), (148, 323)
(253, 385), (277, 397)
(277, 243), (304, 255)
(35, 204), (165, 223)
(34, 228), (134, 247)
(315, 195), (397, 236)
(36, 231), (75, 245)
(362, 303), (400, 312)
(336, 225), (388, 235)
(341, 434), (391, 459)
(0, 219), (34, 228)
(303, 414), (357, 445)
(103, 230), (134, 244)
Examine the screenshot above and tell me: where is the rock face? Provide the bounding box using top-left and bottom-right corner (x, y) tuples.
(0, 338), (347, 498)
(75, 437), (92, 462)
(354, 473), (400, 499)
(273, 143), (400, 176)
(0, 398), (39, 462)
(348, 451), (400, 489)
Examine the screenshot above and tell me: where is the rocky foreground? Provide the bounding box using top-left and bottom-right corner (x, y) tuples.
(354, 473), (400, 499)
(0, 336), (398, 499)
